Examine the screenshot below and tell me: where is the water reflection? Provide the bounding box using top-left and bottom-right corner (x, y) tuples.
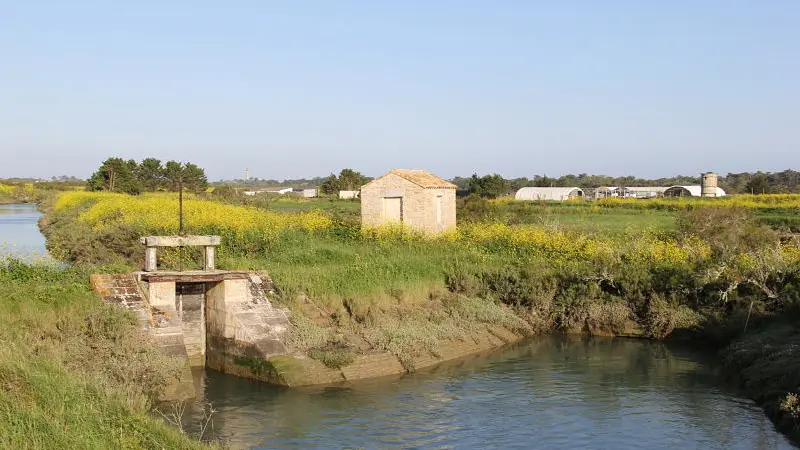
(0, 204), (50, 261)
(189, 336), (794, 449)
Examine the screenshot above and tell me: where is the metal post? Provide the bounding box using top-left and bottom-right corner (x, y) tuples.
(179, 174), (184, 271)
(179, 175), (184, 236)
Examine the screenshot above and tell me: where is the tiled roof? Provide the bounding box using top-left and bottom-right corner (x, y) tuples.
(384, 169), (457, 189)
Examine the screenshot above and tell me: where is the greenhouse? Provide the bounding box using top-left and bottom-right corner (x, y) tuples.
(514, 187), (584, 201)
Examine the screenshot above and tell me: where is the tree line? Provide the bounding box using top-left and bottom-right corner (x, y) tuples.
(87, 158), (208, 195)
(78, 163), (799, 198)
(456, 170), (800, 198)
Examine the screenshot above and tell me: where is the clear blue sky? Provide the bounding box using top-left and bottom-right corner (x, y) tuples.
(1, 0), (798, 180)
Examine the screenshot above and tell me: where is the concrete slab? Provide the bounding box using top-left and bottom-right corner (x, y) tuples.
(139, 235), (221, 247)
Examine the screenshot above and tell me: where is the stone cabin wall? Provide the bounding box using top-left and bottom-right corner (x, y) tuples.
(361, 173), (456, 234)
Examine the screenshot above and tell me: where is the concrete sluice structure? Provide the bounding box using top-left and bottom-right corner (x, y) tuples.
(90, 236), (293, 399)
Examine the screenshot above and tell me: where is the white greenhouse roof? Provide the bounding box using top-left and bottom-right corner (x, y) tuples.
(621, 186), (669, 193)
(664, 185), (726, 197)
(514, 187), (584, 201)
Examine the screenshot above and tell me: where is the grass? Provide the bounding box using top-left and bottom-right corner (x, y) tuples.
(532, 209), (675, 235)
(220, 233), (500, 303)
(0, 259), (210, 448)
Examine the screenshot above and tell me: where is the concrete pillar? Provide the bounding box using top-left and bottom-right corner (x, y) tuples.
(144, 247), (157, 271)
(148, 281), (176, 309)
(204, 246), (216, 270)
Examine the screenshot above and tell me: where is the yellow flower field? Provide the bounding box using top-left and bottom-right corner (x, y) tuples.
(597, 194), (800, 210)
(51, 191), (798, 270)
(54, 191), (332, 235)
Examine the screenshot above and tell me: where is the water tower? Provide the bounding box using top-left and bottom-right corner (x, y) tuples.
(701, 172), (718, 197)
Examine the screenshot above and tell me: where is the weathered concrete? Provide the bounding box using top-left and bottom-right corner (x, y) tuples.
(139, 235), (221, 247)
(91, 269), (294, 396)
(205, 274), (295, 384)
(92, 264), (525, 390)
(139, 235), (221, 271)
(177, 283), (206, 367)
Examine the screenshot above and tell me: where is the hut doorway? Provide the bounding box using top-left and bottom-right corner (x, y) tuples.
(382, 197), (403, 223)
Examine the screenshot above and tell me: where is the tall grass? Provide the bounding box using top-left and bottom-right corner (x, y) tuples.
(0, 259), (208, 448)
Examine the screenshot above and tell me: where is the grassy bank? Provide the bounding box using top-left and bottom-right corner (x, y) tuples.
(0, 259), (210, 449)
(42, 192), (800, 343)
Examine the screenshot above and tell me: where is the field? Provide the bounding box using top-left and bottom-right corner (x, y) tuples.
(43, 191), (799, 314)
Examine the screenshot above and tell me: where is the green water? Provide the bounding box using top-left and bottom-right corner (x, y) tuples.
(187, 336), (794, 449)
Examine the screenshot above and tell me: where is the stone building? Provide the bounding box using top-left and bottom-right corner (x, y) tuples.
(361, 169), (457, 234)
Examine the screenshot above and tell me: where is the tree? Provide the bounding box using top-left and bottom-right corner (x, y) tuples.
(87, 158), (141, 194)
(163, 161), (208, 193)
(745, 173), (771, 195)
(136, 158), (165, 191)
(468, 173), (509, 198)
(320, 169), (370, 195)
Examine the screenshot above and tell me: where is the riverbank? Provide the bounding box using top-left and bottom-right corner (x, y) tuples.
(718, 321), (800, 440)
(0, 259), (214, 448)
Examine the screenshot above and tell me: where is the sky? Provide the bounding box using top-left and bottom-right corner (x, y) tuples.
(1, 1), (798, 181)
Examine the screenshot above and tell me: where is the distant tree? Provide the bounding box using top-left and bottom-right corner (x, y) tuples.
(534, 175), (555, 188)
(745, 173), (771, 195)
(87, 158), (141, 194)
(319, 174), (340, 195)
(468, 174), (509, 198)
(136, 158), (165, 191)
(320, 169), (370, 195)
(163, 161), (208, 193)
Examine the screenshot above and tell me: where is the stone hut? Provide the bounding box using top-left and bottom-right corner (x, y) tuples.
(361, 169), (457, 234)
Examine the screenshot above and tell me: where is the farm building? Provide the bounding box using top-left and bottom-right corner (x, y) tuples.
(339, 190), (360, 199)
(618, 186), (669, 199)
(243, 187), (293, 196)
(593, 187), (619, 199)
(663, 185), (726, 197)
(301, 188), (318, 198)
(361, 169), (457, 234)
(514, 187), (584, 201)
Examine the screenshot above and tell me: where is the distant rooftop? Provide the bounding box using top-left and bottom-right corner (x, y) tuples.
(383, 169), (457, 189)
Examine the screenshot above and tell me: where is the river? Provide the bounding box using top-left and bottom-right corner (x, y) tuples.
(188, 336), (795, 449)
(0, 203), (50, 260)
(0, 203), (794, 448)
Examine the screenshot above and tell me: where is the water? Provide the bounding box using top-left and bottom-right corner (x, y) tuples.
(190, 336), (795, 449)
(0, 203), (50, 260)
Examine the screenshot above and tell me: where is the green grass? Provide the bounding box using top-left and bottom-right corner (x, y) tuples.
(220, 233), (500, 303)
(527, 209), (675, 235)
(0, 259), (208, 449)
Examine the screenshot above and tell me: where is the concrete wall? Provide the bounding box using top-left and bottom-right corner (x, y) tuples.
(204, 275), (293, 383)
(176, 283), (206, 367)
(92, 271), (294, 396)
(361, 173), (456, 234)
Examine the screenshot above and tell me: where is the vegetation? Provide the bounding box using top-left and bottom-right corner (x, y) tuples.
(466, 174), (510, 198)
(41, 191), (800, 339)
(0, 259), (209, 449)
(319, 168), (371, 195)
(452, 169), (800, 194)
(87, 158), (208, 195)
(210, 168), (800, 195)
